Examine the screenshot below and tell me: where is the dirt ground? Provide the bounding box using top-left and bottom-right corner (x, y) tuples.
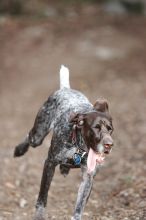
(0, 6), (146, 220)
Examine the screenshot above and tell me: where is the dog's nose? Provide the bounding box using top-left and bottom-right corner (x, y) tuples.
(102, 135), (113, 154)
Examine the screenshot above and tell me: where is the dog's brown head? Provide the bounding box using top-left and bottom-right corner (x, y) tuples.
(71, 98), (114, 156)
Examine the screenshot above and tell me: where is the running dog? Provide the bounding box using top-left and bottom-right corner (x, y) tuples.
(14, 65), (114, 220)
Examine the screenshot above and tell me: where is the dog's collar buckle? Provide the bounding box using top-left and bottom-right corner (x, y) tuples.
(73, 147), (88, 165)
(73, 153), (81, 165)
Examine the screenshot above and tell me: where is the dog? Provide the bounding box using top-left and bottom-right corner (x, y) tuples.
(14, 65), (114, 220)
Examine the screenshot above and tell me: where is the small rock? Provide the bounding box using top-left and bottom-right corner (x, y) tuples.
(23, 212), (27, 216)
(15, 180), (20, 187)
(5, 182), (15, 189)
(19, 198), (27, 208)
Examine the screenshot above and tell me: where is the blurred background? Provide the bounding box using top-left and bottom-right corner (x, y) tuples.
(0, 1), (146, 220)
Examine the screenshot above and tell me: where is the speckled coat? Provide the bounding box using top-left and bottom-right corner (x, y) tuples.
(14, 66), (113, 220)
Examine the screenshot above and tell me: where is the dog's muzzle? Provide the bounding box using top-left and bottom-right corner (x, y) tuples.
(97, 135), (113, 154)
(102, 135), (113, 154)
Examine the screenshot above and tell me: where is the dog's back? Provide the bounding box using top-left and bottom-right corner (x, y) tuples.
(14, 65), (92, 157)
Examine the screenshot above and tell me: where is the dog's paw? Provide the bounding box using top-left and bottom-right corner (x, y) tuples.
(14, 146), (22, 157)
(71, 217), (81, 220)
(14, 146), (24, 157)
(33, 206), (46, 220)
(14, 142), (29, 157)
(33, 216), (45, 220)
(71, 214), (81, 220)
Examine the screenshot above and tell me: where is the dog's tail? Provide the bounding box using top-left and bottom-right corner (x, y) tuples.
(60, 65), (70, 89)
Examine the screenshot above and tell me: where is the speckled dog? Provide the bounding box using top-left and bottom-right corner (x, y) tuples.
(14, 66), (114, 220)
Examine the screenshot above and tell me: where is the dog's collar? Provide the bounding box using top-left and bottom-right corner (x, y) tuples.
(70, 124), (88, 166)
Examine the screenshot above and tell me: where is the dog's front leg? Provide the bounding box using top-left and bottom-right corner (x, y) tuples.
(71, 166), (94, 220)
(34, 156), (57, 220)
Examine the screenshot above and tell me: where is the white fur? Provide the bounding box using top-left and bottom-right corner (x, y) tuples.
(60, 65), (70, 89)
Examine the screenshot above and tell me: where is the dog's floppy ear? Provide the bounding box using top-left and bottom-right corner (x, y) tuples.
(69, 113), (85, 127)
(94, 98), (109, 113)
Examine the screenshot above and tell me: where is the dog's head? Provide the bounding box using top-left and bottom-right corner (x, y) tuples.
(70, 98), (114, 156)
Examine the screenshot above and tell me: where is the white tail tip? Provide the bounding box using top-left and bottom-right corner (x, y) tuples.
(60, 65), (70, 89)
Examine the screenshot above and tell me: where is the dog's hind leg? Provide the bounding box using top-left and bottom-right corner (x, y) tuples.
(71, 166), (94, 220)
(14, 95), (56, 157)
(14, 136), (29, 157)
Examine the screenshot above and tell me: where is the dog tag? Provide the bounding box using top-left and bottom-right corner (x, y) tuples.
(73, 153), (81, 165)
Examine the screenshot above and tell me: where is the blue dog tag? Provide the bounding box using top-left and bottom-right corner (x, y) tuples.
(73, 153), (81, 165)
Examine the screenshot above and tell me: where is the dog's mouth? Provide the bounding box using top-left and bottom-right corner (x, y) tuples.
(87, 143), (112, 174)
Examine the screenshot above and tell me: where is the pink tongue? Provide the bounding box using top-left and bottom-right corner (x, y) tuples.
(87, 148), (104, 174)
(87, 148), (97, 174)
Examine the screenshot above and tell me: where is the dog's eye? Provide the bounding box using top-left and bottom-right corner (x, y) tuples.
(106, 125), (112, 132)
(95, 124), (101, 129)
(79, 120), (84, 126)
